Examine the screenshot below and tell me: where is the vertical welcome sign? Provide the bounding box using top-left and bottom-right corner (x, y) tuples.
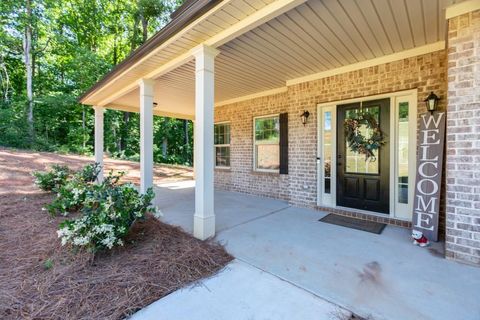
(412, 112), (446, 242)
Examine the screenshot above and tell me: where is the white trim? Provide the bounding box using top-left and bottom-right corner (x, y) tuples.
(316, 105), (336, 207)
(215, 87), (288, 107)
(446, 0), (480, 19)
(104, 103), (195, 120)
(253, 114), (280, 173)
(316, 89), (418, 108)
(94, 106), (104, 183)
(214, 120), (230, 125)
(139, 80), (154, 194)
(392, 94), (417, 220)
(389, 98), (395, 216)
(316, 90), (418, 221)
(191, 44), (220, 59)
(193, 44), (217, 240)
(287, 42), (445, 86)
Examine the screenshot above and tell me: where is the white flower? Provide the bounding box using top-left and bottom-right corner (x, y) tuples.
(100, 235), (117, 249)
(72, 236), (90, 246)
(57, 229), (65, 238)
(108, 210), (119, 219)
(153, 206), (164, 218)
(71, 188), (83, 201)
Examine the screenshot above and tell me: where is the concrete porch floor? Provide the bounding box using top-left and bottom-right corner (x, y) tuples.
(136, 181), (480, 320)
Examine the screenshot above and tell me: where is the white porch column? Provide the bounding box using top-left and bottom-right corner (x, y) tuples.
(139, 79), (155, 194)
(192, 44), (219, 240)
(94, 106), (104, 183)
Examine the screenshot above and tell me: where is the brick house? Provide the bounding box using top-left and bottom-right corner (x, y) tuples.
(79, 0), (480, 266)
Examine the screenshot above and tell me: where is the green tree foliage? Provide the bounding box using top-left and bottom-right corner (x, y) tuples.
(0, 0), (193, 165)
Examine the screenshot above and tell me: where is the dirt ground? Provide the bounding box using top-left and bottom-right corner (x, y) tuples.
(0, 148), (193, 195)
(0, 148), (232, 319)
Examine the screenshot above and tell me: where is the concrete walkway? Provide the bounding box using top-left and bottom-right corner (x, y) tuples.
(132, 260), (348, 320)
(133, 181), (480, 320)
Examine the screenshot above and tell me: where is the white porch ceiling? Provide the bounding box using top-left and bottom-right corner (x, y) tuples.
(108, 0), (462, 118)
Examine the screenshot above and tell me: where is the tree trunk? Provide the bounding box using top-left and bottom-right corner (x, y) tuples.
(120, 111), (130, 152)
(130, 16), (140, 52)
(111, 118), (119, 154)
(0, 58), (10, 102)
(183, 120), (188, 145)
(82, 106), (86, 149)
(141, 16), (148, 42)
(24, 0), (34, 144)
(113, 36), (118, 65)
(162, 137), (168, 158)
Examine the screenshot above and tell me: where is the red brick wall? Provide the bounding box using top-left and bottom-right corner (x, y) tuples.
(445, 9), (480, 266)
(214, 92), (290, 200)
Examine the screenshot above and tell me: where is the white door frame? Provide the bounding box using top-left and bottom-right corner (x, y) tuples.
(316, 89), (417, 221)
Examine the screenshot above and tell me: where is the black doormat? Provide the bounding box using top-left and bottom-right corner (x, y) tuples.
(319, 214), (386, 234)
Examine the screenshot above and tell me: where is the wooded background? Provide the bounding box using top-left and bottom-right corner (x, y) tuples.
(0, 0), (194, 165)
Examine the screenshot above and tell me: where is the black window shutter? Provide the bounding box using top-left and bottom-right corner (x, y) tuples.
(279, 112), (288, 174)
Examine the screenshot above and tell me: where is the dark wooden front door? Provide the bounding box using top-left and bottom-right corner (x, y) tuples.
(337, 98), (390, 214)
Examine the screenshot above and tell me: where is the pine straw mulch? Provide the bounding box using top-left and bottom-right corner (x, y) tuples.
(0, 149), (233, 320)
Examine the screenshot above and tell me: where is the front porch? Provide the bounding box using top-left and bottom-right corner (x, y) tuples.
(80, 0), (480, 265)
(149, 181), (480, 320)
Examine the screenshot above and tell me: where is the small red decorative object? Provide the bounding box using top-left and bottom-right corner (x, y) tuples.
(412, 230), (430, 247)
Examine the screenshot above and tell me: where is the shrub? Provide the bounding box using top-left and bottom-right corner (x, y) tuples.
(46, 175), (91, 215)
(33, 164), (70, 191)
(34, 163), (156, 251)
(77, 162), (102, 183)
(57, 184), (155, 251)
(37, 163), (102, 215)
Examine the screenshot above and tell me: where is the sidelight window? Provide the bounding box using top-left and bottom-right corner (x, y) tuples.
(397, 102), (409, 204)
(323, 111), (332, 194)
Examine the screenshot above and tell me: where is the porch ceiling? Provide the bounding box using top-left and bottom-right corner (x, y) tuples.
(94, 0), (463, 119)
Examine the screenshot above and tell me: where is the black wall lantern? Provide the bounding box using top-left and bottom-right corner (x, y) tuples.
(300, 110), (310, 126)
(424, 92), (440, 114)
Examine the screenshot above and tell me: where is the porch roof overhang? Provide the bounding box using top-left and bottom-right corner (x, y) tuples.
(79, 0), (465, 120)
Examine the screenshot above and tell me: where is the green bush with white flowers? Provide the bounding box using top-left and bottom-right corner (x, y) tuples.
(33, 164), (70, 191)
(33, 163), (156, 252)
(45, 163), (102, 215)
(58, 183), (155, 251)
